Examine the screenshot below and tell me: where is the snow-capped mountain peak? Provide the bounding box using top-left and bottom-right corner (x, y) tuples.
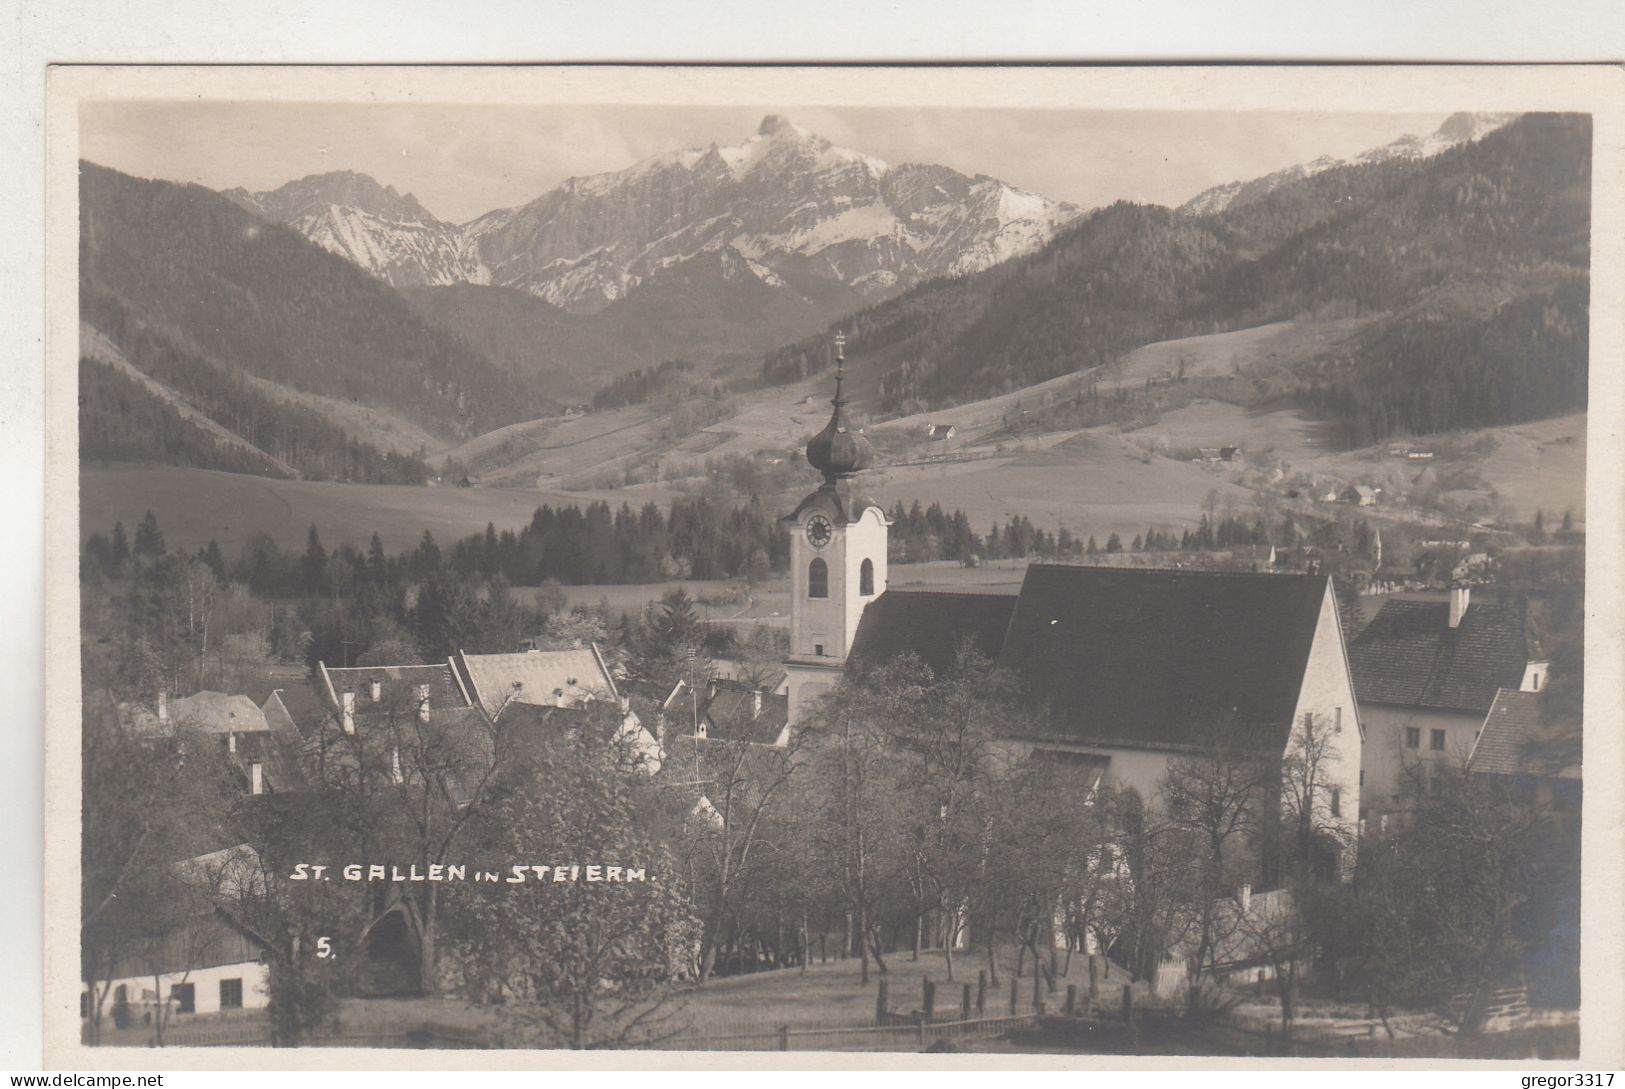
(230, 115), (1080, 317)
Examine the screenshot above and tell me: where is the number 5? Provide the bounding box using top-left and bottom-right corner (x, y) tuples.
(315, 936), (333, 959)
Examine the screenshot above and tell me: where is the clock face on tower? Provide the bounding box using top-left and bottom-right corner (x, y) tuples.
(805, 514), (833, 549)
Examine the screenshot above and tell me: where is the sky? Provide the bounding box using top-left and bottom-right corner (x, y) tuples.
(78, 102), (1455, 224)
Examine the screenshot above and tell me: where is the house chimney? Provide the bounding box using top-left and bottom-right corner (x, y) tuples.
(416, 684), (432, 723)
(370, 680), (382, 703)
(752, 689), (763, 718)
(391, 747), (403, 785)
(156, 690), (168, 724)
(1238, 884), (1252, 915)
(250, 762), (263, 795)
(227, 732), (236, 754)
(341, 691), (356, 735)
(1448, 585), (1470, 629)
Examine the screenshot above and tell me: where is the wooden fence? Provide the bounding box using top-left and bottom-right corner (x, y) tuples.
(631, 1013), (1039, 1052)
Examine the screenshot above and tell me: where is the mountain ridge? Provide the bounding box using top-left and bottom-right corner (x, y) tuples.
(1177, 111), (1521, 217)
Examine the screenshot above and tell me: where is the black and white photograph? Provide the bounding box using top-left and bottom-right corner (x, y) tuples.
(37, 64), (1623, 1068)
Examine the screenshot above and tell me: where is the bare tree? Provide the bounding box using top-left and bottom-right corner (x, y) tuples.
(1157, 716), (1273, 996)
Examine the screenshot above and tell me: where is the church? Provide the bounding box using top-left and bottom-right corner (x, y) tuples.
(780, 335), (1364, 843)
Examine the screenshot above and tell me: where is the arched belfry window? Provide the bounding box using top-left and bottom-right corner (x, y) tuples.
(859, 558), (875, 596)
(808, 558), (828, 598)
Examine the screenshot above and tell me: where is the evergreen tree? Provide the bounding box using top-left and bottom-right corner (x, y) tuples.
(133, 511), (165, 558)
(303, 525), (329, 597)
(109, 521), (130, 570)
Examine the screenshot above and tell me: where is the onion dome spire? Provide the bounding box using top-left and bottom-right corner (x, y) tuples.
(805, 331), (874, 483)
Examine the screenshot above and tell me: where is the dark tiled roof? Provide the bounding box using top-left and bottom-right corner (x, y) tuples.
(996, 565), (1331, 750)
(263, 684), (333, 741)
(702, 683), (790, 745)
(1469, 689), (1581, 780)
(322, 662), (467, 709)
(231, 726), (308, 793)
(848, 590), (1018, 678)
(107, 909), (270, 980)
(1348, 599), (1531, 714)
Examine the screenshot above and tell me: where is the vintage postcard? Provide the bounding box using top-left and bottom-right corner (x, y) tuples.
(41, 65), (1625, 1069)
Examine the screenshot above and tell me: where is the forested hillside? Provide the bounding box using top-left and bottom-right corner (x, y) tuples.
(762, 113), (1591, 446)
(80, 162), (544, 442)
(82, 291), (434, 483)
(78, 357), (293, 478)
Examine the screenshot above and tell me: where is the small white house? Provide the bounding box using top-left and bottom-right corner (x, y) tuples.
(83, 910), (270, 1028)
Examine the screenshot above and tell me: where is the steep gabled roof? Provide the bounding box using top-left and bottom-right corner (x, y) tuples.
(1348, 599), (1531, 713)
(1468, 689), (1581, 780)
(996, 565), (1331, 751)
(320, 662), (467, 710)
(848, 589), (1018, 678)
(451, 646), (617, 716)
(702, 683), (790, 745)
(262, 684), (333, 741)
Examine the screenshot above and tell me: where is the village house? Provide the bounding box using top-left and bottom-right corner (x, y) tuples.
(1467, 688), (1581, 814)
(1347, 586), (1548, 819)
(924, 423), (956, 441)
(658, 676), (792, 747)
(116, 689), (306, 796)
(82, 908), (271, 1029)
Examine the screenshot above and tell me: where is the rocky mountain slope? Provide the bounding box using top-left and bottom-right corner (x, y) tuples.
(225, 115), (1080, 371)
(225, 171), (486, 288)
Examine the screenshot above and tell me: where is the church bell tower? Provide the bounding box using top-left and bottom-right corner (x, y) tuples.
(782, 332), (889, 726)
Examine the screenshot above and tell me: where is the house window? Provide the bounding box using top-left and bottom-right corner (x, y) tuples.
(1405, 727), (1421, 750)
(860, 558), (875, 596)
(171, 983), (195, 1015)
(219, 979), (243, 1009)
(1430, 729), (1446, 752)
(1533, 672), (1542, 691)
(1331, 788), (1342, 818)
(80, 992), (89, 1018)
(808, 558), (828, 598)
(1359, 770), (1365, 786)
(813, 643), (825, 657)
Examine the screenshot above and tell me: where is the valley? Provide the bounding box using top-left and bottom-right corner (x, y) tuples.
(76, 111), (1591, 577)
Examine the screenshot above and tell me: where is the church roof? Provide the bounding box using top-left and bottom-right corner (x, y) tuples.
(1348, 598), (1531, 714)
(999, 566), (1331, 751)
(848, 590), (1018, 678)
(849, 565), (1333, 753)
